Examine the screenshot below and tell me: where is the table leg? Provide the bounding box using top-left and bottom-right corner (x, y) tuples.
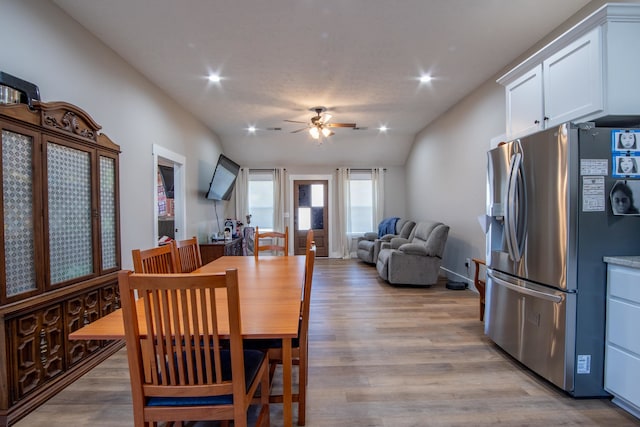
(282, 337), (292, 427)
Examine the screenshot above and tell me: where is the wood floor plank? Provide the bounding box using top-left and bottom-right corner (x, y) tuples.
(14, 259), (640, 426)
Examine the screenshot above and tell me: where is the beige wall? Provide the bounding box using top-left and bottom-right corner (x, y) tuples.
(405, 0), (640, 284)
(1, 0), (224, 269)
(406, 80), (503, 283)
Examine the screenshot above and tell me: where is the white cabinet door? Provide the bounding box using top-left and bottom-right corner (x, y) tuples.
(543, 27), (603, 127)
(605, 264), (640, 419)
(605, 20), (640, 116)
(505, 64), (543, 139)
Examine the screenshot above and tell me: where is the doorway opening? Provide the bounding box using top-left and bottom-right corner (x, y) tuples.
(153, 144), (185, 246)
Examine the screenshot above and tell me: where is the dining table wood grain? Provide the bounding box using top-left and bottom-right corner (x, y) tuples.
(68, 255), (306, 427)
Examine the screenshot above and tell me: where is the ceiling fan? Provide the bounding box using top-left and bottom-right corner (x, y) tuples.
(285, 107), (356, 139)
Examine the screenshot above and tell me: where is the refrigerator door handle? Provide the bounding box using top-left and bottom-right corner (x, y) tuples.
(489, 271), (564, 304)
(514, 151), (527, 261)
(505, 152), (522, 261)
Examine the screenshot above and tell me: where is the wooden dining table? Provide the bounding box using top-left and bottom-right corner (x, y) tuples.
(69, 255), (306, 427)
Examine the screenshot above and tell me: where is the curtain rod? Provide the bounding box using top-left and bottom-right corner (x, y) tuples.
(335, 168), (387, 171)
(242, 168), (286, 172)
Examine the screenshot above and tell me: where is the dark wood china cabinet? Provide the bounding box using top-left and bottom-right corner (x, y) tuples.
(0, 101), (121, 426)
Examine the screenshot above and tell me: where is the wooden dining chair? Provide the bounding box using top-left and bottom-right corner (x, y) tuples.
(254, 226), (289, 258)
(291, 231), (316, 425)
(118, 269), (270, 427)
(305, 228), (315, 254)
(173, 236), (203, 273)
(131, 244), (179, 274)
(250, 230), (315, 425)
(472, 258), (487, 321)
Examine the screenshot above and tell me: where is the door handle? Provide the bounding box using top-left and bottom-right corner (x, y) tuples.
(505, 152), (522, 261)
(489, 271), (564, 303)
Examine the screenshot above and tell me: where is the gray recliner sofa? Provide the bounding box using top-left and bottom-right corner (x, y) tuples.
(376, 220), (449, 286)
(356, 219), (416, 264)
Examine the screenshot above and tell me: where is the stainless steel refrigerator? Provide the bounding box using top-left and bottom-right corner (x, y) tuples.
(485, 122), (640, 397)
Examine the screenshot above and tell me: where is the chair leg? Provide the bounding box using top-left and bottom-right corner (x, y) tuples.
(261, 359), (271, 427)
(298, 356), (307, 426)
(269, 359), (278, 385)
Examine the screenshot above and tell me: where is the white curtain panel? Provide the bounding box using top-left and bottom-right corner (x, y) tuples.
(273, 168), (287, 233)
(234, 167), (249, 225)
(336, 167), (351, 259)
(372, 167), (385, 226)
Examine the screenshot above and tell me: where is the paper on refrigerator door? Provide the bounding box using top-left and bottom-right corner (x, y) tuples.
(582, 176), (605, 212)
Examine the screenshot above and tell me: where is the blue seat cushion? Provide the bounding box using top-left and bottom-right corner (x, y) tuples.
(243, 336), (299, 350)
(243, 317), (302, 350)
(146, 349), (265, 407)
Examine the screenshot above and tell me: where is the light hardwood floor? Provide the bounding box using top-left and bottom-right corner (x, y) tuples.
(15, 259), (640, 426)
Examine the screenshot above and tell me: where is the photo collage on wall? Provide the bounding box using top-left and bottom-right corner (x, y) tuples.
(611, 129), (640, 216)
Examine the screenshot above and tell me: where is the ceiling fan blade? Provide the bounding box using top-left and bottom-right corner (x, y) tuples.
(291, 127), (308, 133)
(327, 123), (356, 128)
(284, 119), (308, 124)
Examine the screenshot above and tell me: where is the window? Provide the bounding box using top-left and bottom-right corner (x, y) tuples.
(298, 184), (324, 230)
(248, 171), (274, 229)
(349, 171), (373, 233)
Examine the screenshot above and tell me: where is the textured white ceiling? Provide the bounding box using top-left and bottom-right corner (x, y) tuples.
(52, 0), (591, 166)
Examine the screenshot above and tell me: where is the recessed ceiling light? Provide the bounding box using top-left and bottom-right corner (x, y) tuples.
(208, 74), (221, 83)
(379, 125), (388, 132)
(247, 126), (256, 133)
(419, 75), (432, 83)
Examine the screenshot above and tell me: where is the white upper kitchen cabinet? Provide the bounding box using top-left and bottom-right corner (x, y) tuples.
(498, 3), (640, 140)
(505, 64), (543, 138)
(543, 28), (602, 129)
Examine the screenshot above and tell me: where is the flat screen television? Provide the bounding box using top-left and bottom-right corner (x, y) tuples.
(206, 154), (240, 201)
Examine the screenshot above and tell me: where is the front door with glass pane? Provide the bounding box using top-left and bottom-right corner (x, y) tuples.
(294, 180), (328, 256)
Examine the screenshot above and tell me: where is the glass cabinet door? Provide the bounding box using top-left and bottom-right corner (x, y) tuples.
(46, 141), (94, 286)
(1, 127), (42, 302)
(99, 154), (118, 271)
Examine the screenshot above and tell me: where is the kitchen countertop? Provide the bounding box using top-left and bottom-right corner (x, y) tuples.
(603, 256), (640, 269)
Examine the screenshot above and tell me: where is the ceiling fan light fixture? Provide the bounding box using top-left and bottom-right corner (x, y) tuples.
(289, 106), (356, 139)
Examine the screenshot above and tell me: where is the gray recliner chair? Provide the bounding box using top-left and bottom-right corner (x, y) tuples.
(376, 220), (449, 286)
(356, 219), (415, 264)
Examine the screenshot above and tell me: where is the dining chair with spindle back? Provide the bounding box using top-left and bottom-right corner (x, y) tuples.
(254, 226), (289, 258)
(173, 236), (203, 273)
(118, 269), (270, 427)
(131, 244), (179, 274)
